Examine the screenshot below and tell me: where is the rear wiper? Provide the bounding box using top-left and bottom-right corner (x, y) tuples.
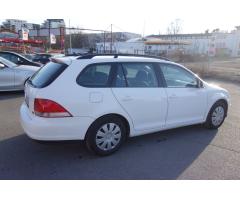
(26, 78), (33, 86)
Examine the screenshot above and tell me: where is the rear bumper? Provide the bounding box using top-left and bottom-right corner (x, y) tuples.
(20, 103), (94, 141)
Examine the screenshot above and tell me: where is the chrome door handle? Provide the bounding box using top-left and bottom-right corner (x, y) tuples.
(169, 94), (177, 99)
(122, 96), (133, 101)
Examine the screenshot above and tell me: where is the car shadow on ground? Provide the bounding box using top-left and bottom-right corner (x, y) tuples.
(0, 125), (217, 180)
(0, 91), (24, 101)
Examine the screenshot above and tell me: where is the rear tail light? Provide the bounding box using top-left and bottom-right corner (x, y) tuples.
(34, 98), (72, 118)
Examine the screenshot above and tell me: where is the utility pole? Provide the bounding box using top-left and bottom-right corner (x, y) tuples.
(69, 19), (72, 54)
(110, 24), (113, 53)
(103, 31), (106, 53)
(142, 21), (146, 55)
(48, 19), (51, 52)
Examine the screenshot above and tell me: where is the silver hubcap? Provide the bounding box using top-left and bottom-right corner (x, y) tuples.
(211, 106), (225, 126)
(96, 123), (122, 151)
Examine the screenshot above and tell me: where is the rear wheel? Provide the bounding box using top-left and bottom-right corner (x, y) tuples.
(205, 101), (227, 129)
(85, 116), (126, 156)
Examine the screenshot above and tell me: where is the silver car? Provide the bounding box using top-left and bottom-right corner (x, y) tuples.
(0, 57), (39, 91)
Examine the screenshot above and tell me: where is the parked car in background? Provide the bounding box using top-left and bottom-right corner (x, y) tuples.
(22, 53), (36, 61)
(0, 57), (38, 91)
(0, 51), (42, 67)
(32, 53), (64, 64)
(20, 54), (230, 156)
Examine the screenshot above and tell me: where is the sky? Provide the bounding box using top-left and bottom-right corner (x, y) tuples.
(1, 0), (240, 36)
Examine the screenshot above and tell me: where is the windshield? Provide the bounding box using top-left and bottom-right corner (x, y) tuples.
(33, 54), (51, 60)
(22, 54), (34, 61)
(0, 57), (17, 68)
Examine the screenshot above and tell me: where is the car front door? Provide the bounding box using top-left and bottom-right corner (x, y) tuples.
(159, 63), (207, 128)
(0, 63), (14, 90)
(111, 62), (168, 133)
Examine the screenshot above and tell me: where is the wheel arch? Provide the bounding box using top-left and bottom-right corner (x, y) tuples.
(84, 113), (131, 140)
(205, 98), (229, 122)
(213, 98), (228, 114)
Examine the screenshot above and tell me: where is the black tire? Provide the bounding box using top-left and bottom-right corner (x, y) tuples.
(205, 100), (227, 129)
(85, 116), (127, 156)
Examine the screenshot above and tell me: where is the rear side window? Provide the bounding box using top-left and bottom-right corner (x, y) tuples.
(120, 63), (158, 87)
(29, 61), (68, 88)
(77, 63), (112, 87)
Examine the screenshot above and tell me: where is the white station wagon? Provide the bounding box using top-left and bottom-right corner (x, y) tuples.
(20, 54), (230, 155)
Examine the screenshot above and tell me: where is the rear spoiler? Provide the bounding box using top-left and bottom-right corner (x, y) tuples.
(50, 57), (72, 66)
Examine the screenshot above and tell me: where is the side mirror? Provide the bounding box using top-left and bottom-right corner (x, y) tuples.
(197, 79), (204, 88)
(0, 63), (5, 68)
(17, 59), (24, 65)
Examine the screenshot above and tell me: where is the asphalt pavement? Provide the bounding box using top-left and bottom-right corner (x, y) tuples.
(0, 78), (239, 179)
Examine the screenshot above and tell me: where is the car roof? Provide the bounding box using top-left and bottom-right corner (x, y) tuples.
(0, 51), (23, 56)
(66, 55), (173, 65)
(53, 54), (195, 77)
(0, 51), (32, 60)
(35, 53), (52, 56)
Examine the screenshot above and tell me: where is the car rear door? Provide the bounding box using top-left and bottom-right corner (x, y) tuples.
(111, 62), (168, 132)
(159, 63), (207, 128)
(0, 64), (14, 90)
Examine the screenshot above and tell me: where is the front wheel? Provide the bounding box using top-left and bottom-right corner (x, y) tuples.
(85, 116), (126, 156)
(205, 101), (227, 129)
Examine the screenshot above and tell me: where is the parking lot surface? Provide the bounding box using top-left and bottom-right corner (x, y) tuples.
(0, 78), (240, 179)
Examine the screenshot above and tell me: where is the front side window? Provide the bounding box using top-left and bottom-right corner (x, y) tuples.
(9, 54), (19, 64)
(120, 63), (158, 88)
(0, 57), (17, 68)
(77, 63), (112, 87)
(0, 53), (11, 62)
(160, 64), (197, 88)
(0, 53), (19, 64)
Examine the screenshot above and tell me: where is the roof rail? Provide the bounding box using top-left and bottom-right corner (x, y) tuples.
(77, 53), (171, 61)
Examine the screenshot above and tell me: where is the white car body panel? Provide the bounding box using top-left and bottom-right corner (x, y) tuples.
(20, 56), (230, 141)
(203, 82), (230, 120)
(164, 87), (208, 129)
(20, 103), (94, 140)
(14, 65), (38, 89)
(0, 67), (14, 90)
(112, 88), (168, 132)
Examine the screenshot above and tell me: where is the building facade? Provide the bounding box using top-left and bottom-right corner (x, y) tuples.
(2, 19), (40, 33)
(42, 19), (65, 29)
(96, 30), (240, 58)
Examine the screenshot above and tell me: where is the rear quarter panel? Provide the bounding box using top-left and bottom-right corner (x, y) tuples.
(34, 60), (135, 136)
(14, 68), (34, 89)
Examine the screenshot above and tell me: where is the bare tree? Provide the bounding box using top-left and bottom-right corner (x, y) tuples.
(167, 19), (182, 35)
(235, 26), (240, 30)
(212, 28), (220, 33)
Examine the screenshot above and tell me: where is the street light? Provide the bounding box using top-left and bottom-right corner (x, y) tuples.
(48, 19), (51, 51)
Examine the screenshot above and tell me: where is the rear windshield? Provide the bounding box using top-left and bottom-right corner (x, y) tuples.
(29, 61), (68, 88)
